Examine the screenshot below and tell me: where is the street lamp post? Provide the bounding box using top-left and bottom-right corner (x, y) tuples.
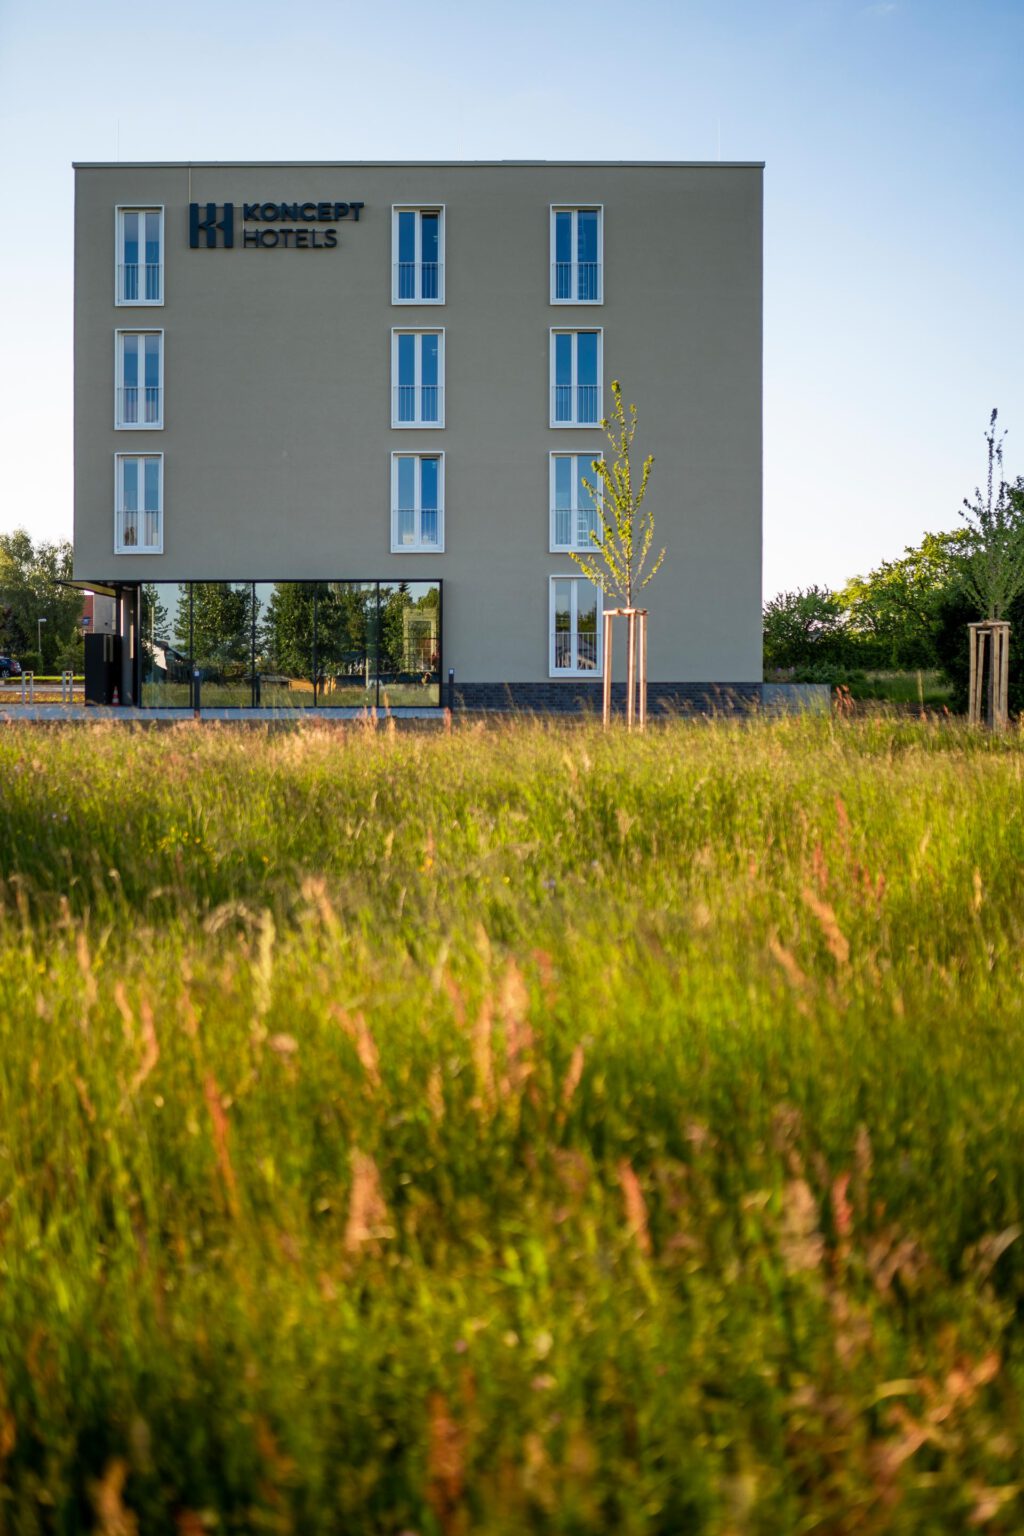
(37, 617), (46, 668)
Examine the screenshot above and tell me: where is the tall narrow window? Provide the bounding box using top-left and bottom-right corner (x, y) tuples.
(391, 453), (444, 551)
(550, 576), (602, 676)
(115, 454), (163, 554)
(116, 331), (163, 428)
(551, 208), (602, 303)
(392, 330), (444, 426)
(550, 330), (602, 426)
(550, 453), (602, 551)
(116, 207), (164, 305)
(392, 208), (444, 303)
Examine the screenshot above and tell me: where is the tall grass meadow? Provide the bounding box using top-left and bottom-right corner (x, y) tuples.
(1, 714), (1023, 1532)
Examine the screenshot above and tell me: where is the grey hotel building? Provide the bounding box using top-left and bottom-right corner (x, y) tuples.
(73, 161), (763, 710)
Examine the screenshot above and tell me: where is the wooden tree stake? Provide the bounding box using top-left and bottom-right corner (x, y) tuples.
(602, 608), (648, 730)
(968, 621), (1010, 729)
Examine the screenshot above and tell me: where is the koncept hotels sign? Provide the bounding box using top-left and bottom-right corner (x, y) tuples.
(189, 200), (364, 251)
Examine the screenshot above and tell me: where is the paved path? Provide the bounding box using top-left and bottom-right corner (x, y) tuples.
(0, 704), (447, 724)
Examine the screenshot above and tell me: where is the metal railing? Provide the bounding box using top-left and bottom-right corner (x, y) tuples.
(553, 505), (600, 548)
(393, 384), (444, 424)
(116, 508), (162, 552)
(116, 386), (162, 427)
(393, 261), (443, 301)
(118, 263), (162, 303)
(552, 384), (601, 425)
(553, 632), (599, 671)
(392, 508), (440, 546)
(552, 262), (602, 302)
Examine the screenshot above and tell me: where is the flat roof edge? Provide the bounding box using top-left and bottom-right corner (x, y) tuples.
(72, 159), (765, 170)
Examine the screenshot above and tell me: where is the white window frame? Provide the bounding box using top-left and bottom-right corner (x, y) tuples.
(390, 452), (445, 553)
(391, 206), (445, 305)
(390, 329), (445, 428)
(114, 453), (164, 555)
(550, 452), (604, 552)
(549, 575), (603, 678)
(114, 329), (164, 430)
(549, 328), (603, 428)
(115, 205), (165, 307)
(549, 205), (604, 305)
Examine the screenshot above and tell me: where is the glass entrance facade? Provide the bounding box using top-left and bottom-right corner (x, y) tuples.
(139, 580), (441, 707)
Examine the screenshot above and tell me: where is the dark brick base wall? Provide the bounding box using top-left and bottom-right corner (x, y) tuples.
(454, 681), (763, 714)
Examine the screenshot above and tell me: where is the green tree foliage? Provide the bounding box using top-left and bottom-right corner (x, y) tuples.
(259, 584), (317, 678)
(0, 529), (83, 670)
(959, 410), (1024, 620)
(762, 586), (849, 671)
(189, 582), (254, 680)
(838, 530), (969, 668)
(571, 381), (664, 606)
(933, 479), (1024, 713)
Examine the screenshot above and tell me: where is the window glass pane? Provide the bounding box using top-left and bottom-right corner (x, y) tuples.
(554, 580), (571, 631)
(143, 458), (160, 510)
(141, 582), (191, 705)
(379, 582), (440, 705)
(576, 456), (594, 510)
(144, 211), (160, 263)
(555, 333), (572, 387)
(576, 331), (598, 386)
(397, 332), (415, 386)
(420, 456), (438, 508)
(123, 212), (139, 264)
(577, 581), (599, 634)
(421, 212), (438, 265)
(397, 456), (415, 509)
(144, 334), (160, 386)
(316, 582), (379, 708)
(398, 211), (415, 264)
(191, 582), (253, 706)
(254, 582), (316, 708)
(123, 336), (139, 387)
(555, 211), (572, 265)
(121, 459), (139, 509)
(421, 333), (438, 388)
(577, 210), (598, 264)
(554, 457), (572, 506)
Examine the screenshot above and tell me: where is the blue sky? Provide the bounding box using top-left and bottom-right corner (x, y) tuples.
(1, 0), (1020, 597)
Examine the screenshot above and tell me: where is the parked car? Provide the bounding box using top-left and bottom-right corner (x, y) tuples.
(0, 655), (22, 679)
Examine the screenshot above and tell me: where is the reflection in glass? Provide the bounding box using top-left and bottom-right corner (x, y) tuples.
(315, 582), (378, 707)
(141, 583), (192, 705)
(254, 583), (316, 707)
(136, 580), (441, 708)
(378, 581), (440, 706)
(191, 582), (253, 706)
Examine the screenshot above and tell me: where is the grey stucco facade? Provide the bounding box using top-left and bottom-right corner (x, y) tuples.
(73, 160), (763, 705)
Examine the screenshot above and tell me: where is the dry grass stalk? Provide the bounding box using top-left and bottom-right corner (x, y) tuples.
(618, 1159), (652, 1256)
(801, 887), (851, 966)
(343, 1149), (389, 1252)
(203, 1074), (240, 1220)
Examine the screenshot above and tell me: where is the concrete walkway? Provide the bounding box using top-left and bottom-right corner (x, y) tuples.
(0, 704), (447, 724)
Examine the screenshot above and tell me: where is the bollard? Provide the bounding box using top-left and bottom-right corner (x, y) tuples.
(61, 670), (74, 703)
(447, 667), (455, 712)
(192, 666), (201, 719)
(21, 672), (33, 705)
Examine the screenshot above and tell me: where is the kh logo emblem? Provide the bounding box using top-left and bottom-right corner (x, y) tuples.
(189, 202), (235, 248)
